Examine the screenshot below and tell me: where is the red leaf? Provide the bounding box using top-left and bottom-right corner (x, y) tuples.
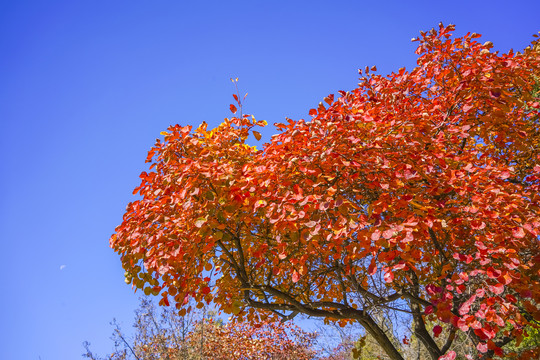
(489, 90), (501, 98)
(463, 163), (474, 172)
(475, 240), (487, 251)
(230, 104), (237, 114)
(486, 267), (501, 279)
(305, 221), (317, 228)
(368, 260), (377, 275)
(439, 351), (456, 360)
(490, 283), (504, 295)
(363, 114), (374, 122)
(383, 269), (394, 283)
(403, 231), (414, 242)
(477, 342), (488, 353)
(471, 220), (486, 230)
(433, 325), (443, 337)
(292, 270), (300, 283)
(194, 218), (206, 228)
(371, 230), (381, 241)
(459, 295), (476, 315)
(463, 103), (474, 113)
(512, 227), (525, 238)
(500, 170), (511, 179)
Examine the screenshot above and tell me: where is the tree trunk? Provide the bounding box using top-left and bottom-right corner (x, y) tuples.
(410, 301), (443, 360)
(358, 316), (404, 360)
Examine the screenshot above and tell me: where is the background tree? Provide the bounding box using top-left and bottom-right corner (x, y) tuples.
(83, 297), (318, 360)
(188, 318), (317, 360)
(110, 24), (540, 360)
(313, 320), (364, 360)
(83, 297), (198, 360)
(503, 324), (540, 359)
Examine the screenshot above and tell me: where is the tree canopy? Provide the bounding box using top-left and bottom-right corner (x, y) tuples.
(111, 24), (540, 360)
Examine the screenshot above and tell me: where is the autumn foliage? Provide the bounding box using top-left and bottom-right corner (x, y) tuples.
(84, 298), (317, 360)
(111, 24), (540, 360)
(188, 319), (317, 359)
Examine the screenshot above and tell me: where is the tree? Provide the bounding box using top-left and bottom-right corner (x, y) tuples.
(503, 324), (540, 359)
(83, 297), (317, 360)
(187, 318), (317, 359)
(83, 297), (198, 360)
(110, 24), (540, 360)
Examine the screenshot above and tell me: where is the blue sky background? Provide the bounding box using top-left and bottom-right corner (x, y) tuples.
(1, 1), (539, 359)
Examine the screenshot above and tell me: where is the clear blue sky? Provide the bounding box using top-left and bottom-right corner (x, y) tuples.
(1, 1), (538, 359)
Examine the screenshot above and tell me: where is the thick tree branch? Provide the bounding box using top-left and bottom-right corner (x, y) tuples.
(409, 271), (443, 360)
(428, 227), (449, 263)
(441, 326), (457, 354)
